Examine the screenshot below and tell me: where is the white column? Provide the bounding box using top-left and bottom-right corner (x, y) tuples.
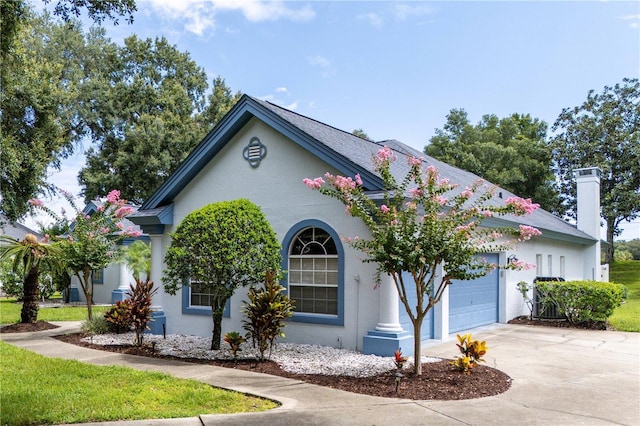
(149, 234), (164, 306)
(118, 263), (131, 291)
(375, 274), (403, 332)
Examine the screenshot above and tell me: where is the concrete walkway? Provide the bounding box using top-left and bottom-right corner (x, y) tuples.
(2, 322), (638, 425)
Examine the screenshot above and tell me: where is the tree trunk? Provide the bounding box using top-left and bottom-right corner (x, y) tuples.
(605, 217), (616, 264)
(21, 266), (40, 323)
(81, 268), (93, 320)
(412, 315), (424, 376)
(210, 296), (226, 350)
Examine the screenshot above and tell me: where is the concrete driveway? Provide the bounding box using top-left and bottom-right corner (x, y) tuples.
(2, 322), (638, 425)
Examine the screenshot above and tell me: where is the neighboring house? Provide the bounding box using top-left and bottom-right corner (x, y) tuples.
(128, 95), (603, 356)
(68, 202), (148, 305)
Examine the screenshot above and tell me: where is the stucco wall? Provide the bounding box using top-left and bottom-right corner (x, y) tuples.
(155, 119), (381, 351)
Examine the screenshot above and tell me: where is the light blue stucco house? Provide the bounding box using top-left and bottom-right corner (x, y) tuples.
(127, 95), (603, 356)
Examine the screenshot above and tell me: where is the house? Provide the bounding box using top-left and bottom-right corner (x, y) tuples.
(128, 95), (602, 356)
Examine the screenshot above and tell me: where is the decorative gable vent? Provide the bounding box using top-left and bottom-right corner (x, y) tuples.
(243, 137), (267, 168)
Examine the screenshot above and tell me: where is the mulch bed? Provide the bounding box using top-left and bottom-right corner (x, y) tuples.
(5, 316), (609, 401)
(0, 321), (59, 333)
(52, 332), (511, 401)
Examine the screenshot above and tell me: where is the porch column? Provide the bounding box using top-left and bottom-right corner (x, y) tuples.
(111, 262), (132, 303)
(147, 234), (166, 336)
(363, 274), (413, 356)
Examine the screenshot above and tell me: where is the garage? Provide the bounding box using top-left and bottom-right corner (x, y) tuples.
(448, 253), (499, 333)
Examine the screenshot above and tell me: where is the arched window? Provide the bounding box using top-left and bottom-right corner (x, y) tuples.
(282, 220), (344, 325)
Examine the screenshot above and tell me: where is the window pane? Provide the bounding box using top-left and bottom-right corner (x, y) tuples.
(314, 271), (326, 284)
(289, 271), (301, 283)
(301, 258), (314, 271)
(302, 271), (314, 284)
(326, 258), (338, 271)
(326, 272), (338, 285)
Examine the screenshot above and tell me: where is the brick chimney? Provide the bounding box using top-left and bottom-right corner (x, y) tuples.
(575, 167), (602, 280)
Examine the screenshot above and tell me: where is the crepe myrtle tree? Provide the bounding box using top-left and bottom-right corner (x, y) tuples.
(0, 233), (63, 323)
(29, 189), (142, 319)
(163, 199), (282, 350)
(304, 146), (540, 375)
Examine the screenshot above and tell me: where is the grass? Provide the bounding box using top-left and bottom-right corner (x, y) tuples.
(609, 261), (640, 332)
(0, 297), (110, 324)
(0, 341), (277, 425)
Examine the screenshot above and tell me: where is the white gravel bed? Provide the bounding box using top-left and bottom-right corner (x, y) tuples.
(83, 333), (440, 377)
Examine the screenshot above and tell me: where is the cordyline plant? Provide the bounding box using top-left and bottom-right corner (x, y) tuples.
(304, 146), (540, 375)
(0, 234), (63, 323)
(242, 270), (295, 361)
(29, 189), (142, 319)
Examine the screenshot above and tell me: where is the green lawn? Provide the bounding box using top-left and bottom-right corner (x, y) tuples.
(0, 298), (110, 324)
(609, 260), (640, 332)
(0, 341), (277, 425)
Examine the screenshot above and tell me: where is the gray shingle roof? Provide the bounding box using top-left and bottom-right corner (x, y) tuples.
(251, 97), (594, 244)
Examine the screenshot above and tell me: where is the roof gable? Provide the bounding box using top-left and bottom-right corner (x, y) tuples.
(141, 95), (385, 210)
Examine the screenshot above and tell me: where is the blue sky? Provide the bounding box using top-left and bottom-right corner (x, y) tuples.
(33, 0), (640, 239)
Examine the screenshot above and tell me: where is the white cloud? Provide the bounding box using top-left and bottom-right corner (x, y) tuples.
(307, 55), (334, 78)
(620, 14), (640, 29)
(276, 87), (288, 93)
(357, 12), (383, 27)
(214, 0), (315, 22)
(307, 55), (331, 68)
(147, 0), (315, 35)
(392, 4), (434, 21)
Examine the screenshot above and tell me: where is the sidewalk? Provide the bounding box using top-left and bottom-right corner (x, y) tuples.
(2, 322), (639, 425)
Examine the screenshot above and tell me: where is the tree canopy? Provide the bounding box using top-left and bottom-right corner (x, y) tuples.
(1, 5), (241, 220)
(425, 110), (562, 214)
(163, 199), (281, 350)
(304, 146), (540, 375)
(1, 10), (87, 222)
(550, 78), (640, 264)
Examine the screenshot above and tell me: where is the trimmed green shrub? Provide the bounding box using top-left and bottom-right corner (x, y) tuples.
(536, 280), (627, 324)
(81, 316), (111, 334)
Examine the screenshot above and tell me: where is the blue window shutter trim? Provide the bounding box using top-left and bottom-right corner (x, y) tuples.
(280, 219), (344, 326)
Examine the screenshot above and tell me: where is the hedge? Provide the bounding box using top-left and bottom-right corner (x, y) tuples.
(535, 280), (627, 324)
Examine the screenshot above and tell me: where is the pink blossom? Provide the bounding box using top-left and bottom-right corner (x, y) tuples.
(28, 198), (43, 207)
(334, 175), (357, 191)
(407, 156), (422, 166)
(482, 210), (493, 218)
(405, 201), (417, 210)
(355, 174), (363, 186)
(426, 165), (437, 176)
(409, 187), (424, 198)
(41, 234), (50, 243)
(97, 205), (105, 213)
(438, 178), (450, 186)
(303, 177), (325, 189)
(114, 206), (134, 218)
(106, 190), (121, 204)
(376, 146), (396, 163)
(505, 197), (540, 215)
(127, 230), (143, 238)
(380, 204), (390, 213)
(390, 219), (398, 226)
(100, 227), (110, 234)
(115, 222), (124, 230)
(435, 195), (448, 206)
(460, 189), (473, 199)
(519, 225), (542, 240)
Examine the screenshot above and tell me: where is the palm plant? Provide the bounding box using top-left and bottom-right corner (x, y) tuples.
(0, 234), (63, 323)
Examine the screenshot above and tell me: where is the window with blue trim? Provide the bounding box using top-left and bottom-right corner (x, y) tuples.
(289, 227), (338, 315)
(282, 221), (344, 326)
(182, 280), (230, 317)
(91, 269), (104, 285)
